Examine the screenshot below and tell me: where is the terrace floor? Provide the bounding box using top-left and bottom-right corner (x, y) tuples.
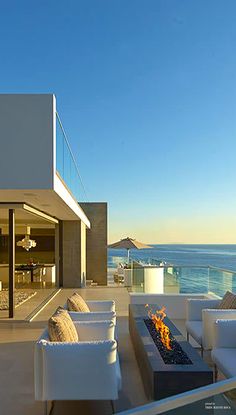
(0, 286), (226, 415)
(0, 287), (59, 321)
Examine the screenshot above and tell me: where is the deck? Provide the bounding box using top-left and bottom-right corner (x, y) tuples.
(0, 286), (218, 414)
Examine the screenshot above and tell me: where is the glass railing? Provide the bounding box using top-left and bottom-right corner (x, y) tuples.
(56, 113), (86, 202)
(115, 376), (236, 414)
(108, 255), (128, 269)
(166, 266), (210, 294)
(209, 267), (236, 298)
(120, 261), (236, 297)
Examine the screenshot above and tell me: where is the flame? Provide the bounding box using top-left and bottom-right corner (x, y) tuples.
(146, 305), (172, 350)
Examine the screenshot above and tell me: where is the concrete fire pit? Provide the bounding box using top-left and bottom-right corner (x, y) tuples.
(129, 304), (213, 400)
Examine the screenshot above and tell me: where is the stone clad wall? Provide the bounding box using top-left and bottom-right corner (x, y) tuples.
(60, 203), (107, 287)
(81, 202), (107, 285)
(61, 220), (83, 288)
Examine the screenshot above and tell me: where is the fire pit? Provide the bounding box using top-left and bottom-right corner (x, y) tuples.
(144, 304), (192, 365)
(144, 319), (192, 364)
(129, 304), (213, 400)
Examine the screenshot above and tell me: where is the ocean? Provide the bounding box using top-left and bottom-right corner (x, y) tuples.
(108, 244), (236, 272)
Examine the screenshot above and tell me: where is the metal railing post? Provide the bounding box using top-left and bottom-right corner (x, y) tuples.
(8, 209), (15, 318)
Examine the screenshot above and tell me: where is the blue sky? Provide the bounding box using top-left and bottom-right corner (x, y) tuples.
(0, 1), (236, 243)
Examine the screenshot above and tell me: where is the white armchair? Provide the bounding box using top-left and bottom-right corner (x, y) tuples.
(86, 300), (115, 312)
(64, 300), (116, 323)
(186, 298), (236, 353)
(211, 319), (236, 380)
(35, 320), (121, 414)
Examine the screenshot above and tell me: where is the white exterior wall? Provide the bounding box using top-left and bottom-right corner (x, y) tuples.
(54, 174), (90, 227)
(0, 94), (90, 226)
(0, 94), (54, 189)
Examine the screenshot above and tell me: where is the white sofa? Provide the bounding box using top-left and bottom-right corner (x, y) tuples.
(35, 320), (121, 414)
(186, 298), (236, 353)
(211, 319), (236, 380)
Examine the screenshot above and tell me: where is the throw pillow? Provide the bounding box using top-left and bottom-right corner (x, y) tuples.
(218, 291), (236, 309)
(67, 293), (90, 312)
(48, 307), (78, 342)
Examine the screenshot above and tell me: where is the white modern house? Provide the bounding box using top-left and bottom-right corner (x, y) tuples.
(1, 95), (236, 415)
(0, 94), (107, 317)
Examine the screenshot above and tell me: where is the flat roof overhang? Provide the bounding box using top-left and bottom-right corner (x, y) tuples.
(0, 188), (91, 228)
(0, 203), (59, 224)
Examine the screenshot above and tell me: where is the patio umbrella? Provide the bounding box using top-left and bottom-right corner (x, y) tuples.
(108, 237), (152, 262)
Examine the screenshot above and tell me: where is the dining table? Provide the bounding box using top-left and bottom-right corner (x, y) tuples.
(15, 264), (43, 283)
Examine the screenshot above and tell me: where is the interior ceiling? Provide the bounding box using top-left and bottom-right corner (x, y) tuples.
(0, 189), (84, 221)
(0, 208), (55, 228)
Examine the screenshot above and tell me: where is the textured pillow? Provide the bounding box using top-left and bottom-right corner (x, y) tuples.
(67, 293), (90, 312)
(218, 291), (236, 309)
(48, 307), (78, 342)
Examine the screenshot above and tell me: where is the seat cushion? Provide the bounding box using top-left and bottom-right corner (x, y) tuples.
(211, 348), (236, 378)
(48, 307), (78, 342)
(67, 293), (90, 312)
(218, 291), (236, 309)
(186, 321), (202, 345)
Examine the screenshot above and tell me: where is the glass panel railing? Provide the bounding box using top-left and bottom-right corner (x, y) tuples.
(56, 113), (86, 202)
(115, 377), (236, 415)
(154, 393), (236, 414)
(56, 118), (64, 177)
(164, 266), (180, 293)
(108, 256), (128, 269)
(178, 266), (209, 294)
(116, 392), (236, 414)
(209, 267), (236, 298)
(130, 265), (211, 295)
(132, 262), (144, 292)
(127, 263), (236, 296)
(109, 253), (236, 296)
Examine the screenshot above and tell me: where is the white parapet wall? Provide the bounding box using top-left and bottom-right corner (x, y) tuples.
(0, 94), (54, 190)
(129, 293), (210, 319)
